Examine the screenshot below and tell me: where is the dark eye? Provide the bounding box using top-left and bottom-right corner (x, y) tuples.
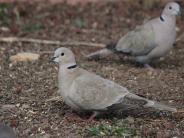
(169, 6), (172, 10)
(61, 53), (64, 56)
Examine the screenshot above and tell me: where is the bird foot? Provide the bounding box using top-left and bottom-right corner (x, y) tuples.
(64, 112), (86, 123)
(87, 112), (98, 122)
(144, 64), (154, 70)
(64, 112), (98, 123)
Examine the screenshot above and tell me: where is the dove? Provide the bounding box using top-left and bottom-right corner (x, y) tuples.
(87, 2), (181, 68)
(52, 47), (177, 120)
(0, 123), (16, 138)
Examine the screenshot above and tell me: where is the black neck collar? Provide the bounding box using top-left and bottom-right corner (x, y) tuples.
(160, 16), (165, 22)
(67, 64), (77, 69)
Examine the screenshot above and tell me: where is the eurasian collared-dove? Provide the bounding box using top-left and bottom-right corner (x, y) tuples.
(52, 47), (176, 119)
(87, 2), (181, 68)
(0, 123), (16, 138)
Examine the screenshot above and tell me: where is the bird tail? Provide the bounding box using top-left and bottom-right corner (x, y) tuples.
(126, 93), (177, 112)
(86, 42), (117, 60)
(145, 100), (177, 112)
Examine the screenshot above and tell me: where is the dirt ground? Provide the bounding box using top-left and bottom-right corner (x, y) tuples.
(0, 1), (184, 137)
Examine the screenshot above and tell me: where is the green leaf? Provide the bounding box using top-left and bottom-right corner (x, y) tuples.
(87, 123), (137, 137)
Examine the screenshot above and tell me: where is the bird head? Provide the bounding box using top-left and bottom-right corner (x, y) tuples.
(163, 2), (181, 16)
(51, 47), (76, 66)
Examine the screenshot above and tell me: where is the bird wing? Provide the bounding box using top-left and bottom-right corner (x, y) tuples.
(116, 23), (157, 56)
(68, 69), (130, 111)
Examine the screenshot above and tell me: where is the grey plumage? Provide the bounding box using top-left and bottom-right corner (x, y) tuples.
(87, 2), (180, 66)
(52, 47), (177, 117)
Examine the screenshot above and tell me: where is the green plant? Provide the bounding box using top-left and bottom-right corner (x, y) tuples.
(87, 123), (137, 137)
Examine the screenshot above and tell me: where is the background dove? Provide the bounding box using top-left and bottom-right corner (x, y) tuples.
(52, 47), (176, 119)
(0, 123), (16, 138)
(87, 2), (180, 68)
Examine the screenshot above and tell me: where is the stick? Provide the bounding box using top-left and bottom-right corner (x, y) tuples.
(0, 37), (106, 48)
(46, 96), (63, 102)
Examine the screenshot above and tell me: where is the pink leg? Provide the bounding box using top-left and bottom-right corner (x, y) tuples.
(144, 64), (154, 70)
(64, 111), (99, 123)
(87, 112), (99, 122)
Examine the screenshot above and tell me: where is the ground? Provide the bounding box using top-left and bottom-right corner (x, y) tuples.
(0, 1), (184, 138)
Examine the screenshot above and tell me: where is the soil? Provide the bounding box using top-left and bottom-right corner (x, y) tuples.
(0, 1), (184, 137)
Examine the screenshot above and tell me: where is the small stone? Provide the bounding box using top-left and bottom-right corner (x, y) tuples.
(91, 38), (96, 42)
(176, 26), (180, 32)
(147, 70), (153, 76)
(16, 103), (21, 107)
(92, 22), (98, 29)
(169, 100), (174, 103)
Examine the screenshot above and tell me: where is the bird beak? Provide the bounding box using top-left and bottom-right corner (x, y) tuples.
(176, 7), (182, 16)
(51, 56), (59, 63)
(173, 8), (181, 16)
(50, 57), (57, 63)
(178, 10), (181, 16)
(51, 56), (56, 61)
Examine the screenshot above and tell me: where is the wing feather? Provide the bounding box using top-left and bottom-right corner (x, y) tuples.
(116, 24), (156, 56)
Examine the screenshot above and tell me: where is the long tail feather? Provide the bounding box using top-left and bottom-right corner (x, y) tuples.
(126, 93), (177, 112)
(86, 42), (117, 60)
(86, 48), (113, 60)
(145, 100), (177, 112)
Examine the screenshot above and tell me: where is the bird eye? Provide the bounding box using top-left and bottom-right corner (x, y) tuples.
(61, 53), (64, 56)
(169, 6), (172, 10)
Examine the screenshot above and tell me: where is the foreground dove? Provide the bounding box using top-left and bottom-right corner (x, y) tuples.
(87, 2), (180, 68)
(52, 47), (176, 119)
(0, 123), (16, 138)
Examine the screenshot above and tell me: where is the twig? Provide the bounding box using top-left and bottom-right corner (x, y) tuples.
(0, 37), (106, 48)
(46, 96), (63, 102)
(38, 51), (54, 54)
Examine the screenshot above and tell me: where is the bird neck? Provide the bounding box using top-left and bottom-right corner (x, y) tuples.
(59, 62), (78, 78)
(67, 64), (78, 69)
(58, 63), (79, 91)
(59, 63), (78, 78)
(59, 62), (77, 69)
(160, 14), (176, 27)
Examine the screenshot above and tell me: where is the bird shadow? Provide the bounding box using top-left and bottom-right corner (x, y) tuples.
(85, 54), (143, 69)
(66, 109), (176, 122)
(49, 101), (176, 122)
(88, 55), (184, 70)
(97, 109), (175, 120)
